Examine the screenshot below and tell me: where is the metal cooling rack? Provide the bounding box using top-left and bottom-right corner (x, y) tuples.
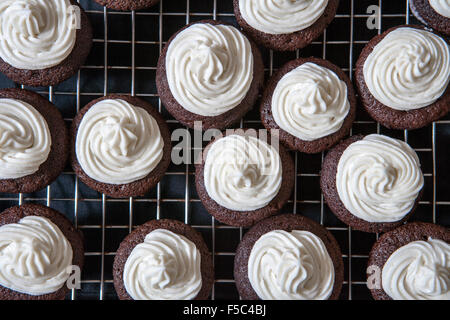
(0, 0), (448, 300)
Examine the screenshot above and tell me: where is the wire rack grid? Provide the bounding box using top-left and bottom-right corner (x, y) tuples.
(0, 0), (448, 300)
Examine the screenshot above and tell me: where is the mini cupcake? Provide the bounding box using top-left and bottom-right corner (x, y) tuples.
(234, 214), (344, 300)
(321, 134), (424, 233)
(233, 0), (339, 51)
(195, 129), (295, 227)
(355, 25), (449, 130)
(368, 222), (449, 300)
(0, 89), (68, 194)
(94, 0), (160, 11)
(0, 0), (92, 87)
(410, 0), (450, 35)
(71, 95), (172, 198)
(113, 219), (214, 300)
(156, 20), (264, 130)
(0, 204), (84, 300)
(261, 57), (356, 154)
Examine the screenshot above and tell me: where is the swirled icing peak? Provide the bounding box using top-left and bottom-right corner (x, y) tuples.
(204, 134), (282, 211)
(272, 62), (350, 141)
(165, 23), (254, 117)
(429, 0), (450, 18)
(382, 237), (450, 300)
(123, 229), (202, 300)
(0, 216), (73, 295)
(76, 99), (164, 185)
(238, 0), (329, 35)
(0, 98), (51, 179)
(248, 230), (335, 300)
(363, 27), (450, 111)
(0, 0), (78, 70)
(336, 134), (424, 223)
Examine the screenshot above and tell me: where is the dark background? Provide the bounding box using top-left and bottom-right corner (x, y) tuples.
(0, 0), (448, 300)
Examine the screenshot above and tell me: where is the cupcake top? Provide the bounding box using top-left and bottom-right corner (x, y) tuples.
(271, 62), (350, 141)
(234, 214), (344, 300)
(0, 215), (73, 296)
(113, 219), (214, 301)
(0, 98), (51, 179)
(363, 27), (449, 111)
(165, 23), (254, 117)
(368, 222), (449, 300)
(336, 134), (424, 223)
(75, 98), (164, 185)
(238, 0), (328, 35)
(248, 229), (335, 300)
(429, 0), (450, 17)
(203, 134), (282, 211)
(123, 228), (202, 300)
(382, 237), (449, 300)
(0, 0), (77, 70)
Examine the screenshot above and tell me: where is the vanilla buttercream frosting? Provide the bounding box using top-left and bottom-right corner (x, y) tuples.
(165, 23), (254, 117)
(0, 98), (51, 179)
(272, 62), (350, 141)
(0, 216), (73, 295)
(75, 99), (164, 185)
(238, 0), (329, 35)
(0, 0), (78, 70)
(248, 230), (335, 300)
(123, 229), (202, 300)
(382, 237), (450, 300)
(363, 27), (450, 111)
(429, 0), (450, 18)
(336, 134), (424, 223)
(204, 134), (282, 211)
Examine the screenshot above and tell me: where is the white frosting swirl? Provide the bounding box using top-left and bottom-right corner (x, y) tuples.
(363, 27), (450, 111)
(429, 0), (450, 18)
(238, 0), (329, 35)
(336, 134), (424, 223)
(248, 230), (335, 300)
(0, 0), (77, 70)
(204, 134), (282, 211)
(165, 23), (253, 117)
(382, 238), (450, 300)
(123, 229), (202, 300)
(0, 216), (73, 295)
(76, 99), (164, 185)
(272, 62), (350, 141)
(0, 98), (51, 179)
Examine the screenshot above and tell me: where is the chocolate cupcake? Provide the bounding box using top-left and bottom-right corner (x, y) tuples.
(71, 95), (171, 198)
(195, 129), (295, 227)
(0, 203), (84, 300)
(113, 219), (214, 300)
(156, 20), (264, 130)
(0, 88), (68, 194)
(261, 57), (356, 154)
(355, 25), (449, 130)
(234, 214), (344, 300)
(368, 222), (449, 300)
(410, 0), (450, 35)
(0, 0), (92, 87)
(233, 0), (339, 51)
(94, 0), (160, 11)
(321, 134), (424, 233)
